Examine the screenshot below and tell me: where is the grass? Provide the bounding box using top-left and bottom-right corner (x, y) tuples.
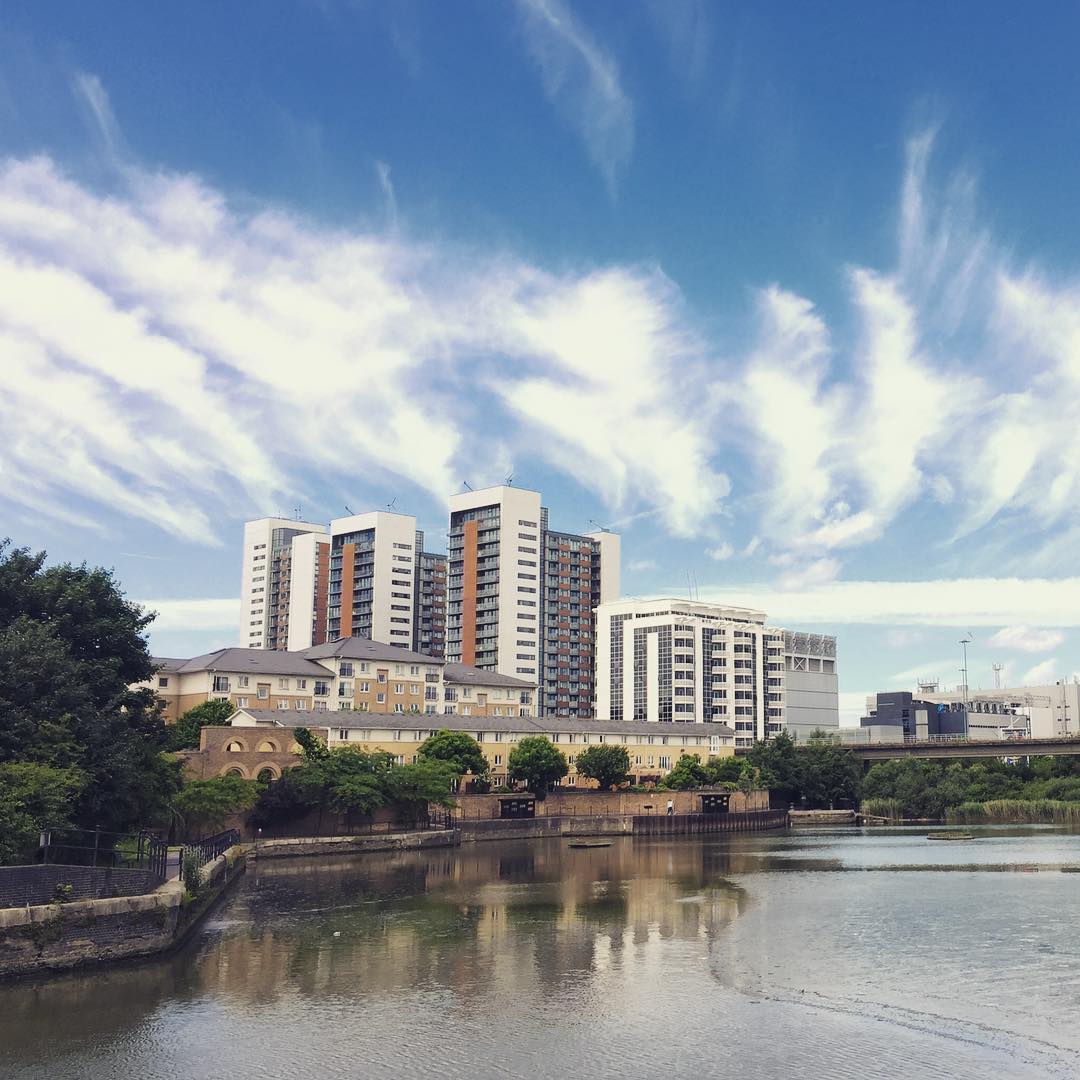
(946, 799), (1080, 825)
(859, 798), (903, 821)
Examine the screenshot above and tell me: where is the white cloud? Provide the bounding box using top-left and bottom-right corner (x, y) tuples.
(886, 628), (924, 648)
(374, 160), (398, 229)
(889, 658), (965, 687)
(71, 72), (125, 159)
(1022, 658), (1059, 685)
(706, 543), (734, 561)
(627, 558), (657, 572)
(768, 553), (841, 590)
(0, 151), (727, 541)
(514, 0), (634, 192)
(137, 597), (240, 634)
(695, 576), (1080, 627)
(988, 625), (1065, 654)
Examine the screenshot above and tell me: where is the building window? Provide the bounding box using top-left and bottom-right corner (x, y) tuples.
(340, 662), (353, 677)
(237, 697), (249, 708)
(157, 676), (169, 688)
(212, 676), (230, 692)
(377, 693), (386, 704)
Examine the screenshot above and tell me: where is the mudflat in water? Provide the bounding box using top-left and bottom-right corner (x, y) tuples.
(2, 826), (1079, 1080)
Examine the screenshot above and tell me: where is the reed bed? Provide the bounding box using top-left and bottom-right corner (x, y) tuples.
(859, 798), (903, 821)
(947, 799), (1080, 825)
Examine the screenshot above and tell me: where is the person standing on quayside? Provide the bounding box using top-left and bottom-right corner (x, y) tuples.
(666, 799), (674, 816)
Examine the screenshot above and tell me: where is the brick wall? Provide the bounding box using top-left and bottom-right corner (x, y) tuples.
(0, 865), (160, 908)
(452, 788), (769, 820)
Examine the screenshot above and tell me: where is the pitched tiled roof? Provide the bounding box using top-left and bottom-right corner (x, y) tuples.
(442, 662), (535, 689)
(301, 637), (439, 665)
(162, 648), (329, 677)
(229, 707), (735, 740)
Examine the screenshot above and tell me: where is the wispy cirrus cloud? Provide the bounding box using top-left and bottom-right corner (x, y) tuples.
(697, 576), (1080, 628)
(513, 0), (634, 192)
(0, 78), (724, 544)
(71, 71), (126, 159)
(727, 125), (1080, 582)
(988, 625), (1065, 654)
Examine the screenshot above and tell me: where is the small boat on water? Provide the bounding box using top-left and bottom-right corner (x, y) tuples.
(567, 840), (613, 849)
(927, 832), (975, 841)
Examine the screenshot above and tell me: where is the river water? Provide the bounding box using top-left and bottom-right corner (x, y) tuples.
(2, 826), (1079, 1079)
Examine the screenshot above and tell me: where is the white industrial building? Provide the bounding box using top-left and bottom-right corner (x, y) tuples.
(595, 598), (839, 748)
(913, 680), (1080, 740)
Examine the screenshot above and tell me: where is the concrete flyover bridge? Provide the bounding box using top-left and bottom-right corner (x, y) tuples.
(837, 735), (1080, 762)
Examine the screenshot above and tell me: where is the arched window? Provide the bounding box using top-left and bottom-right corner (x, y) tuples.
(256, 740), (279, 753)
(225, 740), (246, 753)
(223, 766), (246, 778)
(257, 766), (279, 782)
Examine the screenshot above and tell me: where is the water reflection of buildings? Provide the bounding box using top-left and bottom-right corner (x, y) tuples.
(195, 840), (750, 1006)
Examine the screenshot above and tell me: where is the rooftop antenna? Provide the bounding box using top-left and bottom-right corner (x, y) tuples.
(588, 518), (612, 533)
(344, 504), (353, 514)
(462, 481), (473, 492)
(293, 505), (302, 521)
(506, 474), (514, 486)
(386, 498), (396, 513)
(993, 663), (1004, 689)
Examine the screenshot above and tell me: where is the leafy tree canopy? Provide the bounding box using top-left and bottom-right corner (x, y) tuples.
(508, 736), (567, 800)
(417, 730), (489, 777)
(167, 698), (236, 751)
(658, 753), (710, 791)
(574, 744), (630, 790)
(0, 762), (85, 865)
(0, 539), (179, 836)
(173, 775), (259, 838)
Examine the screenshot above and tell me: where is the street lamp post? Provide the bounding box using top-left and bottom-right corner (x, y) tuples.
(959, 635), (973, 712)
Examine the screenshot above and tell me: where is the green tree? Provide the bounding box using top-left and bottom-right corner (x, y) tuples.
(658, 753), (710, 790)
(382, 760), (458, 826)
(508, 736), (568, 800)
(172, 775), (259, 838)
(0, 539), (180, 835)
(0, 762), (85, 864)
(747, 732), (800, 805)
(417, 729), (489, 780)
(167, 699), (236, 751)
(797, 734), (862, 809)
(574, 744), (630, 790)
(708, 756), (747, 784)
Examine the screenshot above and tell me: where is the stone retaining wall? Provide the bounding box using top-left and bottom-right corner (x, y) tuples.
(0, 847), (245, 980)
(248, 830), (458, 860)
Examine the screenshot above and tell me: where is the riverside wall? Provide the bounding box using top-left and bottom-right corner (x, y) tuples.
(0, 846), (245, 980)
(248, 830), (457, 860)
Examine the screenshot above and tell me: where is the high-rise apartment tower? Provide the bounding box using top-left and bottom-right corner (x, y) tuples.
(446, 486), (620, 718)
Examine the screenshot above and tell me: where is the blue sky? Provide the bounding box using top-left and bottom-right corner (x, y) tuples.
(4, 1), (1080, 722)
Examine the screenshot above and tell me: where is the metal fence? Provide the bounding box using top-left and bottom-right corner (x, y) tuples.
(38, 826), (168, 881)
(180, 829), (240, 884)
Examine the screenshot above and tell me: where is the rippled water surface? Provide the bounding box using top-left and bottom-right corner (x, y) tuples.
(3, 826), (1079, 1079)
